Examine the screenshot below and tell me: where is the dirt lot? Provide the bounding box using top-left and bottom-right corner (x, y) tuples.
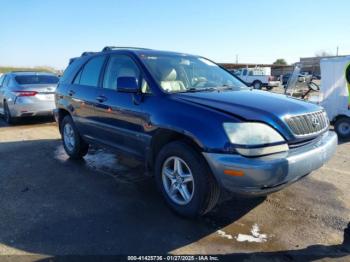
(0, 117), (349, 260)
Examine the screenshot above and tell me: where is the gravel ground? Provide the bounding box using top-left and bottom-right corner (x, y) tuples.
(0, 117), (349, 261)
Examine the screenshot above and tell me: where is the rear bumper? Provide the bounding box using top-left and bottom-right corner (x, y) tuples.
(268, 81), (280, 87)
(53, 108), (59, 122)
(9, 99), (55, 117)
(203, 131), (337, 196)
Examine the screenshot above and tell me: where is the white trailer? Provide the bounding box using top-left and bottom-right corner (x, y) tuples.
(319, 56), (350, 138)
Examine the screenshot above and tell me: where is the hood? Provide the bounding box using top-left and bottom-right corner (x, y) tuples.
(173, 89), (323, 141)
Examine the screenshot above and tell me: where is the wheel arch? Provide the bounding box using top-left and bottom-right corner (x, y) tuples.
(147, 128), (204, 171)
(252, 80), (262, 84)
(57, 108), (72, 133)
(332, 114), (350, 125)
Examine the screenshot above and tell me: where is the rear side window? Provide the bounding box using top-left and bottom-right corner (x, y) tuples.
(78, 56), (106, 87)
(3, 76), (10, 87)
(15, 75), (59, 85)
(0, 75), (4, 86)
(60, 58), (85, 84)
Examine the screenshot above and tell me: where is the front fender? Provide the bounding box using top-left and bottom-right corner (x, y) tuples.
(144, 95), (239, 153)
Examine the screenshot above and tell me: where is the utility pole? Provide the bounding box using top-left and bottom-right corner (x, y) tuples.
(236, 54), (238, 64)
(336, 46), (339, 56)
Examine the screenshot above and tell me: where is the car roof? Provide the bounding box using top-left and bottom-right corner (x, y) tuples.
(116, 49), (194, 57)
(80, 47), (198, 59)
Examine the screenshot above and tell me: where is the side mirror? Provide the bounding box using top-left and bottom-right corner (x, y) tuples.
(117, 77), (139, 93)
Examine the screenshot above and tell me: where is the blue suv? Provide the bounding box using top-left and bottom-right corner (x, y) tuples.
(54, 47), (337, 217)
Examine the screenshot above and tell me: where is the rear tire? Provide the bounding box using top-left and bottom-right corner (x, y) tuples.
(334, 117), (350, 139)
(155, 141), (220, 218)
(61, 115), (89, 159)
(3, 101), (16, 125)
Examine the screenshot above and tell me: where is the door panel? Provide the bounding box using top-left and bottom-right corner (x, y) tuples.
(67, 83), (100, 138)
(94, 54), (150, 158)
(67, 55), (106, 139)
(94, 90), (150, 158)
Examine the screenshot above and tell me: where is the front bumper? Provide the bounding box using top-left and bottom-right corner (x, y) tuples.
(203, 131), (337, 196)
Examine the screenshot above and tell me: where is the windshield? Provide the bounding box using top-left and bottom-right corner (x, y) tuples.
(140, 54), (247, 93)
(15, 75), (59, 85)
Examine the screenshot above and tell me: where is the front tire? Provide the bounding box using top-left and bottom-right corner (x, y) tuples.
(334, 117), (350, 139)
(252, 81), (262, 89)
(155, 141), (220, 218)
(61, 115), (89, 159)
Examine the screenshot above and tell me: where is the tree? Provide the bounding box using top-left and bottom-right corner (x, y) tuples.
(273, 59), (288, 65)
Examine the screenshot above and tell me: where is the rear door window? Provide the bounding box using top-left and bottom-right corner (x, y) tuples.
(73, 70), (82, 84)
(78, 56), (106, 87)
(2, 76), (10, 87)
(0, 75), (4, 87)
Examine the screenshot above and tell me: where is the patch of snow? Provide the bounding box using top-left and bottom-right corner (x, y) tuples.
(217, 230), (233, 240)
(235, 224), (267, 243)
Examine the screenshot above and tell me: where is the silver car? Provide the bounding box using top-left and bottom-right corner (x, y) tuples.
(0, 71), (59, 124)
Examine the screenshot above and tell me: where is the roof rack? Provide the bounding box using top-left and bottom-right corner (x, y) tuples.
(69, 57), (78, 65)
(81, 52), (97, 57)
(102, 46), (151, 52)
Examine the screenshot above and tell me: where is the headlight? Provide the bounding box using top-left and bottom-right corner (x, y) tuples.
(223, 122), (288, 156)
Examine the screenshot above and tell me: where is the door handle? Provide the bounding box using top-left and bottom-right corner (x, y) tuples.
(68, 90), (75, 96)
(96, 95), (108, 103)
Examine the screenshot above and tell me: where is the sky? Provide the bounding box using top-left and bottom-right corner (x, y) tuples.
(1, 0), (350, 69)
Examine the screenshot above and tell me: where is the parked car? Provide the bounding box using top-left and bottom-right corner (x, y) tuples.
(55, 47), (337, 217)
(282, 73), (309, 86)
(0, 71), (59, 124)
(231, 68), (279, 90)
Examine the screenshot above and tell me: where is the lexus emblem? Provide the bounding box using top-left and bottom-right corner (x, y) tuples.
(311, 116), (320, 127)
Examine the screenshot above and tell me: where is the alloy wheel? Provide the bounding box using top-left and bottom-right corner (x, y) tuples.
(63, 123), (76, 152)
(254, 82), (261, 89)
(162, 156), (195, 205)
(338, 122), (350, 136)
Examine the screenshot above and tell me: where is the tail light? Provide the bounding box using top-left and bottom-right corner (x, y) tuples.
(12, 91), (38, 97)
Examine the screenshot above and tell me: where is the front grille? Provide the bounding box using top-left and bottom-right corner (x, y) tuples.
(285, 111), (329, 137)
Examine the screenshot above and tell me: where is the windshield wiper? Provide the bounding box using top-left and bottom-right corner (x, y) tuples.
(181, 86), (236, 93)
(183, 87), (216, 93)
(214, 85), (235, 91)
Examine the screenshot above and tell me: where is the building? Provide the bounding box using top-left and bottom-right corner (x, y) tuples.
(220, 55), (350, 77)
(300, 55), (350, 75)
